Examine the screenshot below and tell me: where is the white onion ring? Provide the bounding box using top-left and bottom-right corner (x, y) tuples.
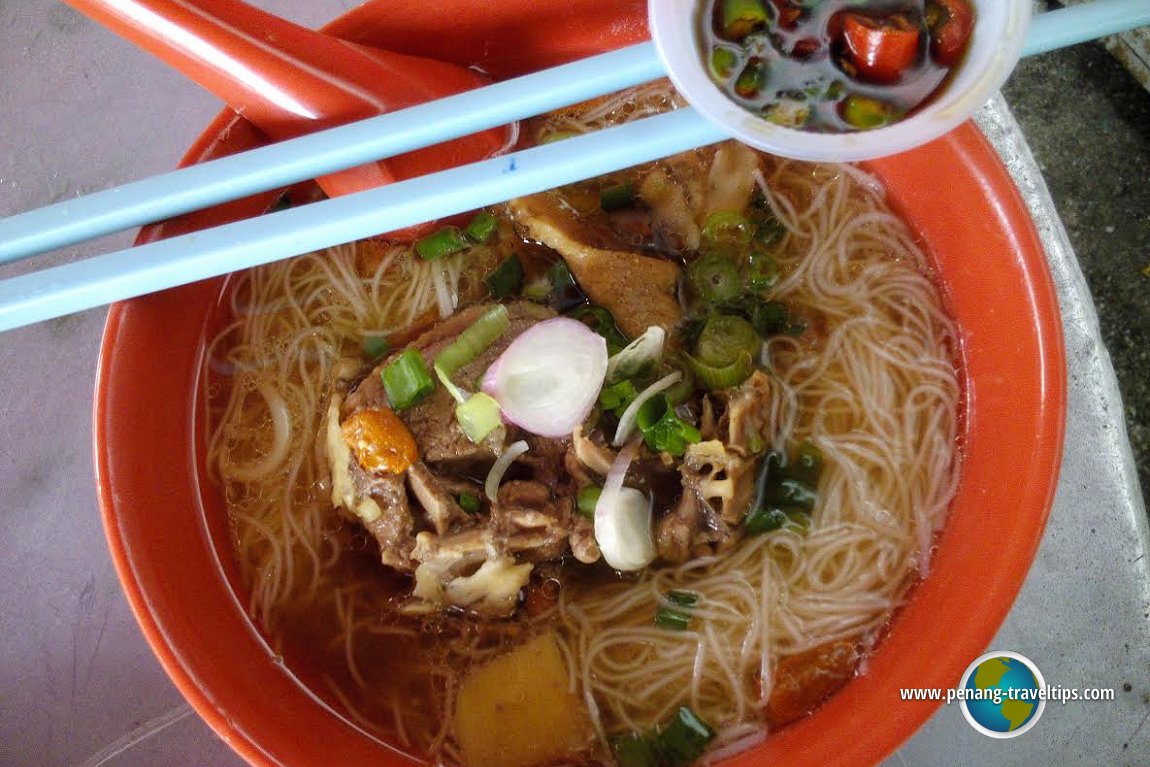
(484, 440), (529, 502)
(481, 318), (608, 438)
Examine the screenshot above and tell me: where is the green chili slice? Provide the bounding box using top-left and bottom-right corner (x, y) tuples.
(841, 94), (900, 130)
(734, 57), (767, 99)
(382, 349), (435, 410)
(415, 226), (470, 260)
(709, 46), (740, 80)
(721, 0), (769, 41)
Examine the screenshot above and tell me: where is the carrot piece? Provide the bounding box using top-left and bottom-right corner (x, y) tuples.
(839, 12), (921, 84)
(926, 0), (974, 67)
(341, 407), (419, 475)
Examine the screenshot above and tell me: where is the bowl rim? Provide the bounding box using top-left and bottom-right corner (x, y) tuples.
(93, 1), (1066, 765)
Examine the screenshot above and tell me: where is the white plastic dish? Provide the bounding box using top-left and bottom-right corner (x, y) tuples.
(649, 0), (1032, 162)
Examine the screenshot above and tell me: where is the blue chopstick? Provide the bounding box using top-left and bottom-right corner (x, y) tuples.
(1, 0), (1148, 332)
(1023, 0), (1150, 57)
(0, 109), (726, 332)
(0, 42), (665, 265)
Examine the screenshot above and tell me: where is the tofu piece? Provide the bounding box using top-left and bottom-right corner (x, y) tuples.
(453, 633), (592, 767)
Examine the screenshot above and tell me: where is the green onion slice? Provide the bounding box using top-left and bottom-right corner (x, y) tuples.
(734, 57), (767, 99)
(665, 590), (698, 608)
(434, 304), (511, 405)
(655, 607), (692, 631)
(458, 492), (480, 514)
(695, 314), (759, 368)
(361, 334), (390, 361)
(382, 349), (435, 411)
(455, 392), (503, 444)
(484, 255), (523, 299)
(415, 226), (470, 261)
(463, 211), (498, 244)
(636, 394), (701, 457)
(689, 254), (743, 304)
(577, 486), (602, 519)
(686, 350), (754, 390)
(701, 210), (755, 248)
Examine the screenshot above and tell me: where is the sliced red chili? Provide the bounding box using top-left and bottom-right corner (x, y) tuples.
(838, 12), (922, 84)
(926, 0), (974, 67)
(768, 0), (803, 30)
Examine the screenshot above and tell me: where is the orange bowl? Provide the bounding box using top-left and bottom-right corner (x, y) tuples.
(93, 1), (1066, 765)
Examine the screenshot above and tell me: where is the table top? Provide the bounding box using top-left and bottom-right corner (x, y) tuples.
(1, 1), (1147, 765)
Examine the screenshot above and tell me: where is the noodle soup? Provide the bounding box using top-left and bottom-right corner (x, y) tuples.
(204, 83), (959, 767)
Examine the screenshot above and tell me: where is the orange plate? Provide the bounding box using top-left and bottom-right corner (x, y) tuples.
(93, 1), (1066, 765)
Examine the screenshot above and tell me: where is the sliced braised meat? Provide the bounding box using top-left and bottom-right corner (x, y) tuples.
(682, 440), (757, 526)
(569, 424), (616, 477)
(509, 193), (682, 338)
(569, 517), (601, 564)
(407, 461), (471, 536)
(493, 480), (572, 562)
(725, 370), (774, 453)
(351, 462), (415, 571)
(656, 490), (700, 564)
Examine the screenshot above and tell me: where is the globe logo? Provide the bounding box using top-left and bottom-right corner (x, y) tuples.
(959, 651), (1046, 738)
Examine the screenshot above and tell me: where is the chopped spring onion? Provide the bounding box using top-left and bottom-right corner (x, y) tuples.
(577, 486), (601, 519)
(744, 505), (787, 535)
(609, 707), (716, 767)
(481, 318), (608, 438)
(599, 379), (639, 416)
(612, 371), (682, 447)
(686, 349), (754, 390)
(665, 590), (698, 608)
(568, 304), (628, 355)
(745, 299), (806, 337)
(600, 181), (636, 211)
(636, 394), (701, 457)
(547, 260), (584, 311)
(606, 326), (665, 384)
(521, 275), (551, 302)
(455, 392), (503, 444)
(415, 225), (470, 261)
(662, 355), (697, 405)
(484, 440), (529, 502)
(458, 492), (480, 515)
(659, 707), (716, 767)
(695, 314), (759, 368)
(361, 334), (390, 361)
(701, 210), (755, 248)
(434, 305), (510, 405)
(747, 248), (779, 292)
(722, 0), (769, 41)
(463, 211), (498, 244)
(654, 607), (692, 631)
(688, 254), (742, 304)
(484, 255), (524, 299)
(382, 349), (435, 410)
(746, 443), (823, 535)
